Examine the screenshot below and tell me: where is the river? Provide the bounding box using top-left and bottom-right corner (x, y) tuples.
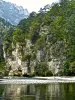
(0, 83), (75, 100)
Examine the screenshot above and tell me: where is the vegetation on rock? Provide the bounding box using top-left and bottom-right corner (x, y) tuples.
(1, 0), (75, 76)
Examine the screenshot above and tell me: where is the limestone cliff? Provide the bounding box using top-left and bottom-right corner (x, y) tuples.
(3, 25), (66, 76)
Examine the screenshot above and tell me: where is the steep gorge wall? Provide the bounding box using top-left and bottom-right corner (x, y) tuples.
(3, 25), (66, 76)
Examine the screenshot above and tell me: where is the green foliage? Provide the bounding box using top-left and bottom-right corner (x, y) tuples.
(35, 62), (49, 76)
(63, 61), (75, 76)
(0, 61), (5, 71)
(21, 54), (31, 61)
(3, 28), (14, 56)
(0, 17), (13, 62)
(13, 28), (25, 43)
(63, 61), (70, 75)
(0, 17), (12, 27)
(69, 61), (75, 72)
(46, 71), (53, 76)
(36, 36), (46, 49)
(28, 72), (35, 77)
(35, 62), (53, 76)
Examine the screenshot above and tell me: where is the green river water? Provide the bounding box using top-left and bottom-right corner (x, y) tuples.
(0, 83), (75, 100)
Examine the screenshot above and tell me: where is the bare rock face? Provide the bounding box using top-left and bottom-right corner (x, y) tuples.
(4, 40), (35, 76)
(0, 0), (29, 25)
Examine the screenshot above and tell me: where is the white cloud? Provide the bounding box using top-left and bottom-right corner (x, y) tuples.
(4, 0), (59, 12)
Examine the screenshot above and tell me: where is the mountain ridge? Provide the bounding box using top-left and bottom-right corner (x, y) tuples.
(0, 0), (29, 25)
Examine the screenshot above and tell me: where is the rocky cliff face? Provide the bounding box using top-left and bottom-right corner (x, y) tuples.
(0, 0), (29, 25)
(3, 25), (66, 76)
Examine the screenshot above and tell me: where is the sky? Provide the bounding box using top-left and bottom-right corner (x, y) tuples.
(4, 0), (59, 13)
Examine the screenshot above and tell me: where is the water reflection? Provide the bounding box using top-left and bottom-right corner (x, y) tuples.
(0, 83), (75, 100)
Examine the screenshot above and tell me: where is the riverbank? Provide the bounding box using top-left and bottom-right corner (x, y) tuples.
(0, 77), (75, 84)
